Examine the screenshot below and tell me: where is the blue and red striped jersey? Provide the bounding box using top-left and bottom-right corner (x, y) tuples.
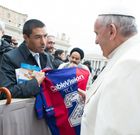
(35, 67), (89, 135)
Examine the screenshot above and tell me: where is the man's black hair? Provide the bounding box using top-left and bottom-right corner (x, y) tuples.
(23, 19), (46, 37)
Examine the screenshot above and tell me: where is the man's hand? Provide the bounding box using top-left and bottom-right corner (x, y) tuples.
(34, 71), (45, 85)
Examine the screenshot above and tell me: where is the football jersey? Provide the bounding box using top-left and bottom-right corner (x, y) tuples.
(35, 67), (89, 135)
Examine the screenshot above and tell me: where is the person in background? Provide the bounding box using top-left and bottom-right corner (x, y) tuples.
(53, 49), (65, 69)
(58, 47), (88, 69)
(0, 21), (13, 64)
(0, 19), (53, 99)
(45, 35), (55, 54)
(83, 60), (97, 83)
(83, 60), (92, 73)
(58, 47), (92, 89)
(63, 54), (69, 62)
(80, 5), (140, 135)
(2, 34), (18, 48)
(45, 35), (56, 68)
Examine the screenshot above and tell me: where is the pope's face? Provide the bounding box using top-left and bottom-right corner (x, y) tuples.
(94, 18), (113, 57)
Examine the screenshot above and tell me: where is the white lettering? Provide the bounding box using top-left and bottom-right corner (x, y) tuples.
(50, 75), (85, 92)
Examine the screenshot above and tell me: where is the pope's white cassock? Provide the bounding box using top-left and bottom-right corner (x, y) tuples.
(81, 34), (140, 135)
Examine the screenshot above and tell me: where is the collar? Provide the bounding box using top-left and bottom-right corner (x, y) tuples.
(108, 45), (120, 59)
(108, 34), (138, 59)
(29, 49), (39, 57)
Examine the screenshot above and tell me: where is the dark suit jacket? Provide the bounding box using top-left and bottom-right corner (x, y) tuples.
(0, 39), (13, 64)
(0, 42), (53, 99)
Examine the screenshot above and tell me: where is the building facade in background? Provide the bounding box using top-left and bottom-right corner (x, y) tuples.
(84, 53), (107, 76)
(0, 5), (71, 52)
(0, 5), (27, 43)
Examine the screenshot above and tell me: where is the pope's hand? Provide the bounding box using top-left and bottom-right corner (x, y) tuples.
(78, 88), (86, 102)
